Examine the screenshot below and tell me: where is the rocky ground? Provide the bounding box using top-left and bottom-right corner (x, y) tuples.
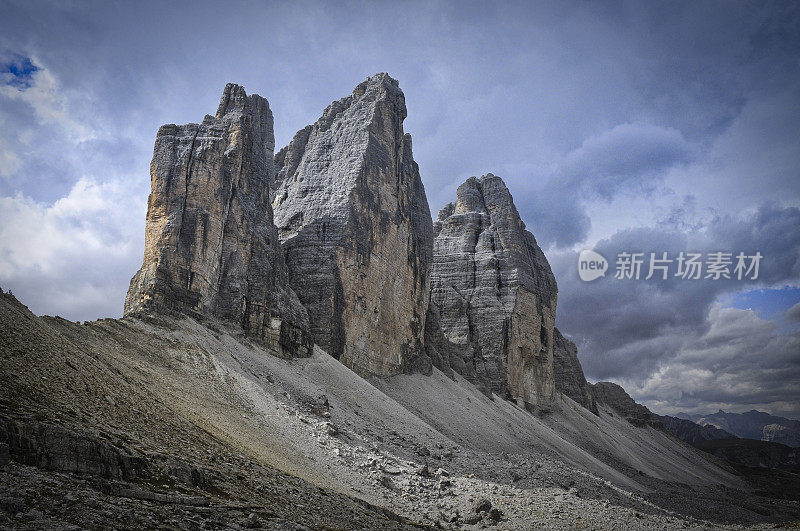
(2, 290), (799, 529)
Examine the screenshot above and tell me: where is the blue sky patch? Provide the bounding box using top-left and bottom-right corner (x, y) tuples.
(724, 286), (800, 320)
(1, 54), (39, 89)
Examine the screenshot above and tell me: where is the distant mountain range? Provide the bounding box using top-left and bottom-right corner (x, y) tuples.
(656, 411), (799, 473)
(675, 410), (800, 447)
(657, 415), (735, 444)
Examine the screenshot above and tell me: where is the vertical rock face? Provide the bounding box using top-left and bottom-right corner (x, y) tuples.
(271, 73), (433, 377)
(552, 328), (598, 414)
(125, 84), (311, 356)
(431, 174), (557, 407)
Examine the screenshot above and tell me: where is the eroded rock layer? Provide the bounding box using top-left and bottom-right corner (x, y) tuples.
(431, 174), (557, 407)
(125, 84), (310, 356)
(271, 73), (433, 377)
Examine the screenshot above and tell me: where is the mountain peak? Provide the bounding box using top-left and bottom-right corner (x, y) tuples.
(270, 75), (431, 376)
(125, 82), (308, 356)
(431, 172), (557, 407)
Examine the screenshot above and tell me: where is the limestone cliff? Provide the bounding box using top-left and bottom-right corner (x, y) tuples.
(272, 73), (433, 377)
(430, 174), (557, 408)
(125, 84), (310, 357)
(552, 328), (597, 414)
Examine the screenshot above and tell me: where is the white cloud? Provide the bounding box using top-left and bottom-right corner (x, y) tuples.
(0, 178), (145, 319)
(0, 62), (95, 142)
(632, 304), (800, 418)
(0, 136), (21, 177)
(1, 180), (128, 273)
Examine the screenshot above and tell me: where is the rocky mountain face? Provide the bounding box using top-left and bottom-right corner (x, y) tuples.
(6, 74), (800, 528)
(693, 438), (800, 473)
(270, 73), (433, 377)
(658, 415), (734, 444)
(421, 300), (462, 379)
(678, 410), (800, 447)
(430, 174), (558, 408)
(659, 413), (800, 473)
(552, 328), (597, 414)
(589, 382), (663, 429)
(124, 84), (311, 357)
(763, 424), (800, 447)
(121, 75), (621, 415)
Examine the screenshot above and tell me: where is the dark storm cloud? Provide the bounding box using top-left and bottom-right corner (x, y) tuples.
(519, 190), (591, 250)
(639, 304), (800, 419)
(553, 203), (800, 416)
(555, 203), (800, 374)
(521, 123), (693, 247)
(561, 123), (693, 200)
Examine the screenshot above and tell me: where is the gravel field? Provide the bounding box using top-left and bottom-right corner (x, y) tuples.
(2, 290), (798, 529)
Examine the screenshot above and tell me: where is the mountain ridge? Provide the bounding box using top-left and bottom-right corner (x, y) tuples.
(2, 74), (798, 528)
(675, 409), (800, 447)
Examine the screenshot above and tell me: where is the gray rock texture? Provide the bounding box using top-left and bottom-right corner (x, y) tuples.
(125, 84), (310, 357)
(0, 416), (149, 479)
(430, 174), (557, 407)
(763, 423), (800, 447)
(422, 301), (464, 380)
(552, 328), (597, 414)
(590, 382), (663, 428)
(271, 73), (433, 377)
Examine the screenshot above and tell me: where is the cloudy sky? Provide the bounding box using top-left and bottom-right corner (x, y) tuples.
(1, 1), (798, 418)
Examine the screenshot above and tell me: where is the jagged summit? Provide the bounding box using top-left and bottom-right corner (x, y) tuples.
(430, 173), (558, 408)
(123, 78), (590, 414)
(271, 73), (433, 377)
(215, 83), (264, 118)
(3, 75), (795, 529)
(126, 77), (605, 414)
(124, 83), (310, 357)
